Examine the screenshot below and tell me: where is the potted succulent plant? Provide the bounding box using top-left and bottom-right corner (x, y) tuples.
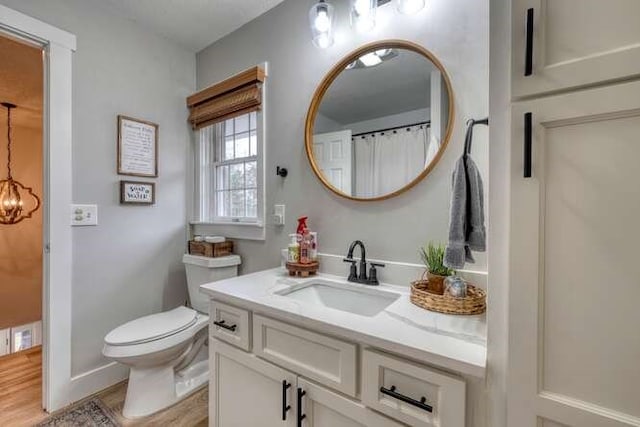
(419, 242), (455, 295)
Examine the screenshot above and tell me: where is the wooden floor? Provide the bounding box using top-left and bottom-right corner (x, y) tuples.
(0, 347), (208, 426)
(0, 346), (45, 426)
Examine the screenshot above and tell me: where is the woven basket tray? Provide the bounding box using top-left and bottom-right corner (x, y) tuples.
(410, 279), (486, 315)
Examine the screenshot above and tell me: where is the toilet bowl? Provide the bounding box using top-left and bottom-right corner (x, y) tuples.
(102, 254), (241, 418)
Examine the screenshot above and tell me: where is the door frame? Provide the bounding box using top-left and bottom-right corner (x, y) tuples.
(0, 5), (76, 412)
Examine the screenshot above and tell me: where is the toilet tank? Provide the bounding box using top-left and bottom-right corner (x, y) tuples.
(182, 254), (241, 314)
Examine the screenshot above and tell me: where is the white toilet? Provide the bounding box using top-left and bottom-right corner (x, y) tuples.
(102, 254), (241, 418)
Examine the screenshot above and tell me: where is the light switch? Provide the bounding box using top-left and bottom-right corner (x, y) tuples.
(71, 204), (98, 226)
(273, 204), (285, 226)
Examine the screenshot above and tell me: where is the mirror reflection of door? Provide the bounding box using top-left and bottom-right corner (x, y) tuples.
(312, 130), (353, 195)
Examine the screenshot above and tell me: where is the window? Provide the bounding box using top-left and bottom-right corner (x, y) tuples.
(214, 111), (259, 221)
(194, 111), (264, 226)
(188, 65), (266, 238)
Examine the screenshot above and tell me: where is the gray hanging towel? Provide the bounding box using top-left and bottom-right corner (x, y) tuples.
(444, 121), (486, 269)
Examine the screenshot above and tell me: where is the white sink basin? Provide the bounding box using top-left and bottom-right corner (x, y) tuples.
(275, 280), (400, 317)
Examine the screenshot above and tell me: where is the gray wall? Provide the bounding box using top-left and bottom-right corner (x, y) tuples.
(195, 0), (489, 275)
(0, 0), (196, 375)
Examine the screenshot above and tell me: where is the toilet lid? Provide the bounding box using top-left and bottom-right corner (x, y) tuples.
(105, 306), (198, 346)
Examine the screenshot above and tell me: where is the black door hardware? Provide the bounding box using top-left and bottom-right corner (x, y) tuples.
(276, 166), (288, 177)
(297, 387), (306, 427)
(525, 8), (534, 76)
(282, 380), (291, 421)
(380, 385), (433, 413)
(524, 112), (532, 178)
(212, 319), (237, 332)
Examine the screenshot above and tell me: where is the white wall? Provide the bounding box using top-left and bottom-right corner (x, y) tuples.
(195, 0), (489, 276)
(0, 0), (196, 380)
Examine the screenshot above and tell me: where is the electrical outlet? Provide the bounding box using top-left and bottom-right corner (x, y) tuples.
(71, 204), (98, 226)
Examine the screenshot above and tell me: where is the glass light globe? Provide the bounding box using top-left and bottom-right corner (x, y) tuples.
(309, 1), (335, 48)
(397, 0), (426, 15)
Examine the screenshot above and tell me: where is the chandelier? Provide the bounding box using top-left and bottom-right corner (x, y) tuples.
(0, 102), (40, 225)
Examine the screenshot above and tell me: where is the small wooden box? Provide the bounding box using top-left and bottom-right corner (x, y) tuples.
(188, 240), (234, 257)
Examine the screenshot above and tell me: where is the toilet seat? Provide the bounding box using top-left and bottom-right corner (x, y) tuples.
(105, 306), (198, 346)
(103, 310), (208, 360)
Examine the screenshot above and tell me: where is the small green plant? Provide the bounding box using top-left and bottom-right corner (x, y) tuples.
(420, 242), (455, 276)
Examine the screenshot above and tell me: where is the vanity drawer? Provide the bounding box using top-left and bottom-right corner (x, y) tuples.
(253, 314), (357, 397)
(210, 300), (251, 351)
(362, 349), (465, 427)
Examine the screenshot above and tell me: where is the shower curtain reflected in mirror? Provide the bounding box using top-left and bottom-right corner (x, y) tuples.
(354, 125), (434, 198)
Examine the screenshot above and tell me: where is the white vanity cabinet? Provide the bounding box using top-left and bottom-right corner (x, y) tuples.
(511, 0), (640, 98)
(211, 339), (297, 427)
(209, 300), (468, 427)
(297, 378), (404, 427)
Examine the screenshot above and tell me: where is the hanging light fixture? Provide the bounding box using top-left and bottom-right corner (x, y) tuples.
(0, 102), (40, 225)
(350, 0), (377, 32)
(309, 0), (335, 49)
(397, 0), (426, 15)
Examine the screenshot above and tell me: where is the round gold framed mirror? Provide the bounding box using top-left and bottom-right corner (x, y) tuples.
(305, 39), (455, 201)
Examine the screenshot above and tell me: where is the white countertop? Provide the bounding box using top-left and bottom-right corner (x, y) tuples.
(200, 268), (487, 378)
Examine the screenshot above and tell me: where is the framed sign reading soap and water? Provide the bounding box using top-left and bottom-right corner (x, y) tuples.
(120, 180), (155, 205)
(117, 115), (158, 205)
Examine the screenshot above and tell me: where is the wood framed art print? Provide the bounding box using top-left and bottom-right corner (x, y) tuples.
(117, 115), (158, 177)
(120, 180), (155, 205)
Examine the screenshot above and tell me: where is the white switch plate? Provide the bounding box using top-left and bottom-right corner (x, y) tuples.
(71, 204), (98, 226)
(273, 204), (285, 226)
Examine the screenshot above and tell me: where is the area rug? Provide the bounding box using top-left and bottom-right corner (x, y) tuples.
(36, 398), (120, 427)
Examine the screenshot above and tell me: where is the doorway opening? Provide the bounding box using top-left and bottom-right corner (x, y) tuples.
(0, 32), (46, 424)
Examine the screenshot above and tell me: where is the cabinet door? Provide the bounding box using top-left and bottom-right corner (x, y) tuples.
(509, 81), (640, 426)
(210, 339), (296, 427)
(297, 378), (403, 427)
(512, 0), (640, 98)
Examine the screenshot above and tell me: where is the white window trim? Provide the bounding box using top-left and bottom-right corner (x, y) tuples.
(190, 62), (267, 241)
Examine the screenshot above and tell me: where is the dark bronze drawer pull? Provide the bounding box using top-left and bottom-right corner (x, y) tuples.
(282, 380), (291, 420)
(380, 385), (433, 413)
(297, 387), (306, 427)
(213, 319), (237, 332)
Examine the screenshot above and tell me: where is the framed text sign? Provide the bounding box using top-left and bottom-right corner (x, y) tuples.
(120, 180), (155, 205)
(117, 115), (158, 177)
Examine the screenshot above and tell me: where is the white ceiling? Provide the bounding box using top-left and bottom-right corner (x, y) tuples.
(318, 49), (436, 125)
(100, 0), (287, 52)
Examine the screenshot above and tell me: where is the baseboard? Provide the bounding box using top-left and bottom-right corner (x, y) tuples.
(68, 361), (128, 404)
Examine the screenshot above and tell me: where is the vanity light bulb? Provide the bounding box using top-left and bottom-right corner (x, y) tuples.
(350, 0), (376, 32)
(397, 0), (426, 15)
(309, 1), (335, 48)
(314, 10), (330, 32)
(354, 0), (370, 15)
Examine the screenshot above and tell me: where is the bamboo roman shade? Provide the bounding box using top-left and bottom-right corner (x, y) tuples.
(187, 66), (266, 130)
